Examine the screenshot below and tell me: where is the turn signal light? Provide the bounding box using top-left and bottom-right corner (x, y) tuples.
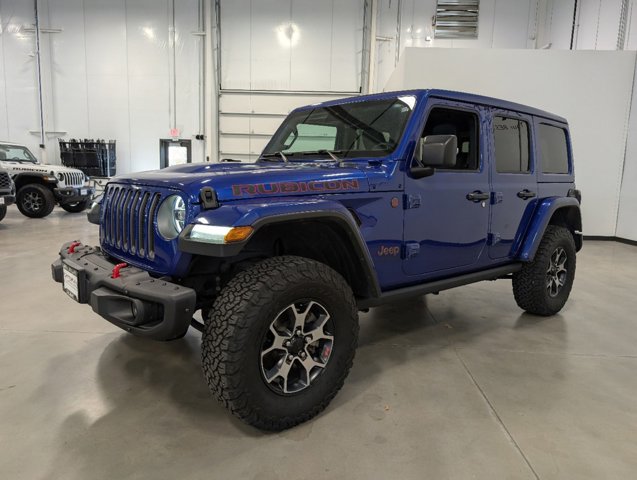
(224, 226), (253, 243)
(189, 224), (254, 244)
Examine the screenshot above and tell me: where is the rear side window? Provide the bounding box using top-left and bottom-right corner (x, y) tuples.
(493, 116), (530, 173)
(538, 124), (569, 174)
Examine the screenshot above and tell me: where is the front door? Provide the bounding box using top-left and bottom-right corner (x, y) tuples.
(488, 111), (537, 259)
(403, 102), (490, 277)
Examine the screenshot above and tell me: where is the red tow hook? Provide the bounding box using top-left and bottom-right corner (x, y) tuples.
(111, 263), (128, 279)
(67, 241), (82, 254)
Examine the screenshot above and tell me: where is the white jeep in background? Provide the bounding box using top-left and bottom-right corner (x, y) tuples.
(0, 142), (94, 218)
(0, 166), (16, 223)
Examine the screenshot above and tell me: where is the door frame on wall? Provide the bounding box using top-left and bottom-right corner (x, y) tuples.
(213, 0), (373, 163)
(159, 139), (192, 169)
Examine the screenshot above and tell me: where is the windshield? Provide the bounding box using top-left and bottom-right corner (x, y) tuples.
(0, 145), (38, 163)
(261, 96), (416, 160)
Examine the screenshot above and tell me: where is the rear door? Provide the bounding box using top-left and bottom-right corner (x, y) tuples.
(488, 110), (537, 259)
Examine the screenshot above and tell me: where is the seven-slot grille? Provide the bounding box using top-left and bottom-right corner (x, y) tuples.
(0, 172), (12, 190)
(102, 185), (162, 260)
(61, 171), (84, 187)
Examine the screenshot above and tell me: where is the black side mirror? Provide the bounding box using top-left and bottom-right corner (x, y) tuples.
(411, 166), (435, 179)
(414, 134), (458, 168)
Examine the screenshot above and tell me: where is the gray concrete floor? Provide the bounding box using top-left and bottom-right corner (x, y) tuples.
(1, 207), (636, 480)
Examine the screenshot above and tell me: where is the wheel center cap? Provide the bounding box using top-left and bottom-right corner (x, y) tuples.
(286, 335), (305, 356)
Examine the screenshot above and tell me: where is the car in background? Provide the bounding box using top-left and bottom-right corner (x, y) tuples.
(0, 142), (94, 218)
(0, 166), (16, 223)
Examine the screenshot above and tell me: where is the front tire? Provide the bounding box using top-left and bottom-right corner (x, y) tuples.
(0, 205), (6, 222)
(16, 184), (55, 218)
(61, 199), (90, 213)
(512, 225), (576, 316)
(202, 255), (359, 431)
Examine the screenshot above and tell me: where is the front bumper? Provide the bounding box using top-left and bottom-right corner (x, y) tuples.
(0, 194), (15, 206)
(54, 186), (95, 205)
(51, 241), (196, 340)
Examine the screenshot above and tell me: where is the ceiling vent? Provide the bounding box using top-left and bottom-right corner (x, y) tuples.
(434, 0), (479, 39)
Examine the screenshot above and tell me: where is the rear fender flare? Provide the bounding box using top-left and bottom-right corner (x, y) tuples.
(518, 197), (581, 262)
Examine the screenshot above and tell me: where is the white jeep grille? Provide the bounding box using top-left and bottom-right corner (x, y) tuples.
(0, 172), (12, 190)
(61, 171), (84, 187)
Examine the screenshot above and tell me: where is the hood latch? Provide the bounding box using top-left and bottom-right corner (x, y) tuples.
(200, 187), (219, 209)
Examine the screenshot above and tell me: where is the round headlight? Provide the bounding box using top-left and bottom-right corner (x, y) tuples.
(157, 195), (186, 240)
(57, 173), (64, 181)
(173, 196), (186, 231)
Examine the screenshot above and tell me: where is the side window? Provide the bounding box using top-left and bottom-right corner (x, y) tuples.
(538, 123), (569, 174)
(284, 124), (337, 153)
(493, 116), (530, 173)
(421, 108), (479, 170)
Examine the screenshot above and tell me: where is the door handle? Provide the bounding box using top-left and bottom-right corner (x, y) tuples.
(466, 191), (490, 202)
(517, 189), (537, 200)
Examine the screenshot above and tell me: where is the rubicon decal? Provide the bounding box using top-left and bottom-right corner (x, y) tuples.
(232, 179), (360, 196)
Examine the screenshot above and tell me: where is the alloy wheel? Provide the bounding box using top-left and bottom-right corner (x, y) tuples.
(546, 247), (568, 298)
(260, 300), (334, 394)
(23, 191), (43, 213)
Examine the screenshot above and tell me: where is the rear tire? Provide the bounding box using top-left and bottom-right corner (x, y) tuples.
(16, 184), (55, 218)
(201, 255), (359, 431)
(512, 225), (576, 316)
(61, 199), (90, 213)
(0, 204), (6, 222)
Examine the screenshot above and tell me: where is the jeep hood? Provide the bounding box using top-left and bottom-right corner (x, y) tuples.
(2, 161), (83, 176)
(116, 162), (371, 201)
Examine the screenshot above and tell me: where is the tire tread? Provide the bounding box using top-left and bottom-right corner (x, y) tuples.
(201, 255), (358, 431)
(512, 225), (576, 316)
(17, 184), (55, 218)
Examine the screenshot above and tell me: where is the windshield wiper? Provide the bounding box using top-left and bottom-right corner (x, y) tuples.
(301, 150), (343, 164)
(260, 151), (288, 163)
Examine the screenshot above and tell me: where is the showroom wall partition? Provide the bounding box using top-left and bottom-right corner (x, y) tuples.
(384, 47), (637, 239)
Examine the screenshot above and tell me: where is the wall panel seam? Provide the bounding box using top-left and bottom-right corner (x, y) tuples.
(614, 55), (637, 235)
(0, 6), (10, 138)
(124, 0), (133, 174)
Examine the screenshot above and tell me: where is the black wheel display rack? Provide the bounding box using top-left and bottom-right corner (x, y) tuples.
(59, 139), (116, 177)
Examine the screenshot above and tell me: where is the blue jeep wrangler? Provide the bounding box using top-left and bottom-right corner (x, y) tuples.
(52, 89), (582, 430)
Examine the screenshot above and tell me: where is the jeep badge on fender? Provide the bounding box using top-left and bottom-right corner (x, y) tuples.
(52, 89), (582, 430)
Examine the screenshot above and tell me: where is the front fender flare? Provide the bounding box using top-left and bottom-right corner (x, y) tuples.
(178, 200), (381, 298)
(518, 196), (581, 262)
(13, 172), (58, 191)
